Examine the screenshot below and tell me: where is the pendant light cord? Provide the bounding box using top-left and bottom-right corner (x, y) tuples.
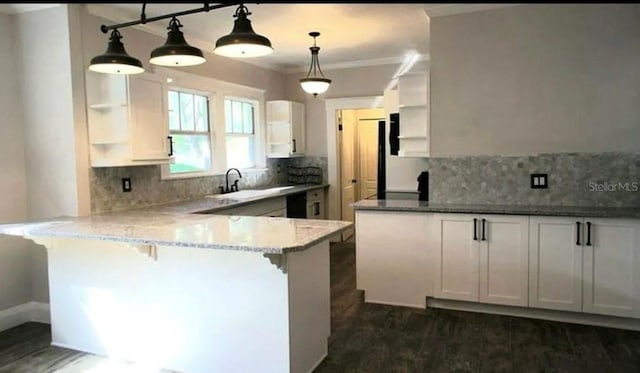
(141, 3), (146, 24)
(305, 34), (326, 79)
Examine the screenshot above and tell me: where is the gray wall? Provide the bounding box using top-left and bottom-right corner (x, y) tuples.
(430, 4), (640, 156)
(0, 13), (31, 311)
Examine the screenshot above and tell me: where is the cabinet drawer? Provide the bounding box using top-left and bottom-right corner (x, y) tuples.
(306, 189), (323, 202)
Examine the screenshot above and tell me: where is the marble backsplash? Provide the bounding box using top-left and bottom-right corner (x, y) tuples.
(91, 158), (288, 213)
(423, 152), (640, 207)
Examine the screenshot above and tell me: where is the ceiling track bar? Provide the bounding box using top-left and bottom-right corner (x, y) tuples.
(99, 2), (241, 33)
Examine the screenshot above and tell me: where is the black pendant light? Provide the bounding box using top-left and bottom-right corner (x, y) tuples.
(89, 29), (144, 75)
(214, 4), (273, 58)
(150, 17), (205, 67)
(300, 32), (331, 97)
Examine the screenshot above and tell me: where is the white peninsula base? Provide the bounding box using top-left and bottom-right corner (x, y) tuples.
(40, 237), (330, 373)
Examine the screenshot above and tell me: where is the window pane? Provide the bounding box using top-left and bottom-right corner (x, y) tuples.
(224, 99), (232, 133)
(226, 135), (255, 169)
(242, 102), (254, 134)
(169, 134), (212, 174)
(180, 92), (194, 131)
(195, 95), (208, 132)
(232, 100), (243, 133)
(168, 91), (180, 131)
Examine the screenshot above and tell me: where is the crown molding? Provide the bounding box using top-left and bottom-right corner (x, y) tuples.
(424, 4), (522, 18)
(284, 54), (430, 75)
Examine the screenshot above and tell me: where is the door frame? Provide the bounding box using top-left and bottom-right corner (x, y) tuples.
(325, 96), (383, 222)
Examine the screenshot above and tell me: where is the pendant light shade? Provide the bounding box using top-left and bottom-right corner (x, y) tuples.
(150, 17), (205, 67)
(214, 4), (273, 58)
(299, 32), (331, 97)
(89, 29), (144, 75)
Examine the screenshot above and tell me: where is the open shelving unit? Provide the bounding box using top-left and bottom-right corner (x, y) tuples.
(397, 71), (430, 157)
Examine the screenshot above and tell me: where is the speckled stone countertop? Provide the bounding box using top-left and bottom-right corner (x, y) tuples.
(0, 184), (349, 254)
(352, 199), (640, 218)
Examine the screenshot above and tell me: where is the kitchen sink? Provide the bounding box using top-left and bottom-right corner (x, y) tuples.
(206, 186), (295, 200)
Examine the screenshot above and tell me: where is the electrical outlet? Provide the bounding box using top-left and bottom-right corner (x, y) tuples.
(531, 173), (548, 189)
(122, 177), (132, 192)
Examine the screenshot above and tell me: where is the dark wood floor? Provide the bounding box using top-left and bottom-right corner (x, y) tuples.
(1, 240), (639, 372)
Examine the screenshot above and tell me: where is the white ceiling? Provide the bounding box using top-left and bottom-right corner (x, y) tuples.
(1, 3), (520, 73)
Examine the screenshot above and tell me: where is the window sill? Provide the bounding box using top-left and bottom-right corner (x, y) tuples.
(160, 166), (271, 181)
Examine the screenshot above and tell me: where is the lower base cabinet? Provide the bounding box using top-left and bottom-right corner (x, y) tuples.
(355, 210), (640, 323)
(355, 210), (430, 308)
(432, 214), (529, 307)
(530, 216), (640, 318)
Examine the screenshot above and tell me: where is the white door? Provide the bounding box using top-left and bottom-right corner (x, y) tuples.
(583, 218), (640, 318)
(529, 216), (583, 312)
(339, 110), (357, 240)
(357, 119), (378, 200)
(128, 75), (170, 161)
(479, 215), (529, 307)
(433, 214), (480, 302)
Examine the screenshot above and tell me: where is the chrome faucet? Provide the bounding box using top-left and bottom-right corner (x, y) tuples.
(223, 168), (242, 193)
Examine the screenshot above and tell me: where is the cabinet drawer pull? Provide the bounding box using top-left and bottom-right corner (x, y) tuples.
(473, 218), (478, 241)
(586, 222), (592, 246)
(576, 221), (581, 246)
(168, 136), (174, 156)
(292, 139), (297, 153)
(481, 218), (487, 241)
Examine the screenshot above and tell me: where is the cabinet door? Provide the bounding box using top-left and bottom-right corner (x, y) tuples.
(290, 102), (305, 155)
(128, 75), (169, 160)
(433, 214), (480, 302)
(583, 218), (640, 318)
(479, 215), (529, 307)
(529, 217), (583, 312)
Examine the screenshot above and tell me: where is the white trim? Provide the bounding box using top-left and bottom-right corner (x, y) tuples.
(325, 96), (383, 223)
(427, 298), (640, 331)
(283, 54), (430, 74)
(0, 302), (51, 332)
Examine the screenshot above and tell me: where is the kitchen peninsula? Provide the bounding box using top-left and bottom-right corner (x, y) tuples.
(0, 207), (350, 373)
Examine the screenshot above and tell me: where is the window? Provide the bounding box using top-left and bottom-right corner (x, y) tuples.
(224, 98), (256, 169)
(168, 90), (212, 175)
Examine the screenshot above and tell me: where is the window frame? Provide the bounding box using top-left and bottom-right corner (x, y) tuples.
(224, 96), (259, 170)
(157, 67), (267, 180)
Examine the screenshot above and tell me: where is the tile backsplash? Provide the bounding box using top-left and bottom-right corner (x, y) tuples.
(90, 158), (289, 213)
(423, 152), (640, 207)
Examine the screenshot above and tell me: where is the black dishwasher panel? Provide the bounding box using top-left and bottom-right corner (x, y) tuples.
(286, 192), (307, 218)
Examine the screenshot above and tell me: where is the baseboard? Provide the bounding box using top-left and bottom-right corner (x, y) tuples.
(427, 298), (640, 331)
(0, 302), (50, 332)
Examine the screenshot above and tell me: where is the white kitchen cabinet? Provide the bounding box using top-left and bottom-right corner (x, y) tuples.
(397, 71), (429, 157)
(306, 189), (325, 219)
(529, 216), (640, 318)
(582, 218), (640, 318)
(86, 70), (173, 167)
(266, 100), (305, 158)
(433, 214), (529, 307)
(355, 210), (431, 308)
(529, 216), (584, 312)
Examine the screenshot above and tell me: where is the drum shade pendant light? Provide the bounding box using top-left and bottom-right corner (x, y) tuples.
(300, 32), (331, 97)
(214, 4), (273, 58)
(150, 17), (205, 67)
(89, 29), (144, 75)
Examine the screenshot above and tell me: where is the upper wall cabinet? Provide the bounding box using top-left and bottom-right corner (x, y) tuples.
(266, 100), (305, 158)
(397, 71), (430, 157)
(85, 70), (174, 167)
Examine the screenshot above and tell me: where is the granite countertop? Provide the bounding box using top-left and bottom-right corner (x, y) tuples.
(0, 184), (349, 254)
(352, 199), (640, 218)
(145, 183), (329, 215)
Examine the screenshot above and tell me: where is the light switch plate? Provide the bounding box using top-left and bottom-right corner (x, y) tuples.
(531, 173), (548, 189)
(122, 177), (132, 192)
